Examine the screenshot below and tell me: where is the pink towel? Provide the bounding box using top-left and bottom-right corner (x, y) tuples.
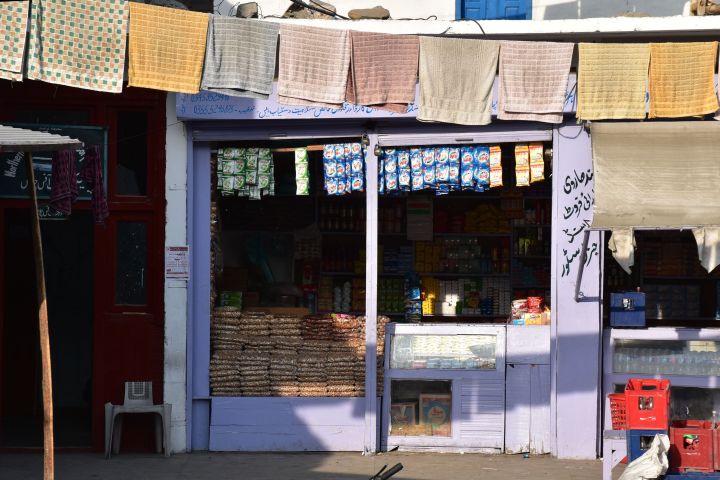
(50, 150), (78, 215)
(346, 32), (419, 113)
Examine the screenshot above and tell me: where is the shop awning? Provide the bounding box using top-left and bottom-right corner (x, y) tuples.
(590, 121), (720, 229)
(0, 124), (83, 152)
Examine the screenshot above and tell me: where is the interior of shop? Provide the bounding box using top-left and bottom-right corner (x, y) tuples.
(207, 137), (553, 447)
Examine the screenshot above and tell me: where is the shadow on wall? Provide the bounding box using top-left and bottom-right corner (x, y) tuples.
(537, 0), (688, 20)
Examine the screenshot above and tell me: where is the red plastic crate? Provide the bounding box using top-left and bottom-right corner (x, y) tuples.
(625, 379), (670, 430)
(609, 393), (627, 430)
(669, 420), (713, 473)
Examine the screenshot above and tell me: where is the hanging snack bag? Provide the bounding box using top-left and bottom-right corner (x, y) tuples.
(323, 144), (337, 194)
(489, 145), (503, 188)
(422, 148), (436, 189)
(514, 144), (530, 187)
(460, 147), (475, 189)
(326, 177), (339, 196)
(435, 147), (450, 183)
(295, 147), (310, 195)
(396, 149), (410, 191)
(351, 143), (364, 192)
(473, 146), (491, 192)
(384, 149), (399, 192)
(529, 143), (545, 183)
(245, 149), (259, 186)
(410, 148), (423, 174)
(448, 147), (460, 190)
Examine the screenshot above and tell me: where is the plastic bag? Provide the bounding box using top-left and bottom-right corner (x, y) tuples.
(618, 434), (670, 480)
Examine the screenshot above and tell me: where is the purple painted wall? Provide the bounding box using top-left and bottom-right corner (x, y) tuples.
(551, 124), (602, 459)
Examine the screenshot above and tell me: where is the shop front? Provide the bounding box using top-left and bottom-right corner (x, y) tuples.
(179, 84), (602, 458)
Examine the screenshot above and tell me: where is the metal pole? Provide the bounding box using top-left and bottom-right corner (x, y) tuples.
(26, 152), (54, 480)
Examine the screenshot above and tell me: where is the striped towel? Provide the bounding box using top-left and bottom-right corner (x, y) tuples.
(0, 1), (29, 81)
(498, 41), (574, 124)
(649, 42), (718, 118)
(128, 3), (209, 94)
(346, 32), (418, 113)
(201, 17), (279, 99)
(418, 37), (499, 125)
(27, 0), (128, 92)
(577, 43), (650, 120)
(278, 25), (350, 108)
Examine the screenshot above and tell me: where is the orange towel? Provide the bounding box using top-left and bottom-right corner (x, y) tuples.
(128, 3), (208, 94)
(649, 42), (718, 118)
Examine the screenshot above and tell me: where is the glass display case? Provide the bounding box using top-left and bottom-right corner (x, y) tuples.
(382, 324), (506, 452)
(613, 339), (720, 376)
(390, 334), (497, 370)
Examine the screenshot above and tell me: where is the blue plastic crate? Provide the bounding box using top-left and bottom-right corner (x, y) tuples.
(610, 292), (646, 328)
(627, 428), (667, 462)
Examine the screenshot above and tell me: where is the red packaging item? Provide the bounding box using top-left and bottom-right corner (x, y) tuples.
(625, 379), (670, 430)
(669, 420), (713, 473)
(527, 296), (543, 314)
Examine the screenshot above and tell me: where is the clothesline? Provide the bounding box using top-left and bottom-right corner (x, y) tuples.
(1, 0), (719, 126)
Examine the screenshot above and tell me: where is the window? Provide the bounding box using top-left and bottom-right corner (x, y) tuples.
(116, 111), (148, 196)
(115, 221), (147, 305)
(457, 0), (531, 20)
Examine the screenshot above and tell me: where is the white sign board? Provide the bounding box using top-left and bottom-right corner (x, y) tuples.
(165, 246), (189, 279)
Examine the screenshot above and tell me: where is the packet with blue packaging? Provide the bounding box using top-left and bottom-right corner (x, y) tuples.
(473, 146), (491, 192)
(397, 149), (411, 191)
(460, 147), (475, 190)
(448, 147), (460, 190)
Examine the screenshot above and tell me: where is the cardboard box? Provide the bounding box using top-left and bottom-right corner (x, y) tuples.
(419, 394), (452, 437)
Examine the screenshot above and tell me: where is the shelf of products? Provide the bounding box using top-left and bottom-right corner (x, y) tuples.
(613, 339), (720, 377)
(390, 334), (497, 370)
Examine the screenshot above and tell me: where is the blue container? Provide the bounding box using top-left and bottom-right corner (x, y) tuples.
(627, 428), (667, 462)
(610, 292), (646, 328)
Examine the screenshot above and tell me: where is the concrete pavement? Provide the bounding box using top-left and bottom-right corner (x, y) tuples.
(0, 451), (614, 480)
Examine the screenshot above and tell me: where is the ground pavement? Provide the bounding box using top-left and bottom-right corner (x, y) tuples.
(0, 451), (618, 480)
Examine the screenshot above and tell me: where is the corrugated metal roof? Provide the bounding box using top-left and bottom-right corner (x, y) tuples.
(0, 124), (83, 152)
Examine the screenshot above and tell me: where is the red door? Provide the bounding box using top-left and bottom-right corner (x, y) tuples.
(0, 83), (166, 451)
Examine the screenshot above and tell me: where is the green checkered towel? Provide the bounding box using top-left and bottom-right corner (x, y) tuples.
(0, 2), (29, 81)
(27, 0), (128, 93)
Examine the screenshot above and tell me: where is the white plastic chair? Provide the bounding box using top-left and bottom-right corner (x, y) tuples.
(104, 381), (171, 458)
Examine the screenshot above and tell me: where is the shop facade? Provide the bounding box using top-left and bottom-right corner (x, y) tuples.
(178, 79), (603, 459)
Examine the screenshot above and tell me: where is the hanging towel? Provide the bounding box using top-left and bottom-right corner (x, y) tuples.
(608, 228), (636, 275)
(577, 43), (650, 120)
(346, 31), (419, 113)
(497, 41), (574, 124)
(278, 25), (351, 108)
(418, 37), (499, 125)
(692, 227), (720, 273)
(50, 150), (78, 216)
(26, 0), (128, 93)
(0, 1), (29, 81)
(79, 146), (108, 225)
(649, 42), (718, 118)
(201, 17), (279, 99)
(128, 3), (209, 94)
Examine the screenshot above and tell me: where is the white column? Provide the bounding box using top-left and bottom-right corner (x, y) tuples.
(164, 93), (188, 452)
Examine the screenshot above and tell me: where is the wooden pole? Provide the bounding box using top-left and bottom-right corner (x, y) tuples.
(26, 152), (54, 480)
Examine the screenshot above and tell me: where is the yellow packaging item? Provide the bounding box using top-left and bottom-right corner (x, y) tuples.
(514, 144), (530, 187)
(489, 145), (503, 188)
(529, 143), (545, 183)
(523, 312), (551, 325)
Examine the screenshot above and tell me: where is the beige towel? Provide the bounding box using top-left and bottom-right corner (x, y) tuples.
(608, 228), (635, 275)
(128, 3), (209, 94)
(346, 32), (418, 113)
(27, 0), (128, 92)
(577, 43), (650, 120)
(418, 37), (499, 125)
(0, 1), (29, 81)
(692, 227), (720, 273)
(278, 25), (351, 108)
(649, 42), (718, 118)
(498, 41), (574, 124)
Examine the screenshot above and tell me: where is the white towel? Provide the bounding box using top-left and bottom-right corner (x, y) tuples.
(692, 227), (720, 273)
(608, 228), (635, 274)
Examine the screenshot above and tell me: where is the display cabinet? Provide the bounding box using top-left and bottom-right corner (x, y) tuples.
(382, 323), (506, 452)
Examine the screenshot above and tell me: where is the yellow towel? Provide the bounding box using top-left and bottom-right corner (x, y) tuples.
(649, 42), (718, 118)
(128, 3), (208, 94)
(577, 43), (649, 120)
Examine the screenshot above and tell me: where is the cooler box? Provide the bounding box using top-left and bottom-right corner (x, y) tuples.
(610, 292), (646, 327)
(627, 429), (668, 462)
(669, 420), (713, 473)
(625, 379), (670, 430)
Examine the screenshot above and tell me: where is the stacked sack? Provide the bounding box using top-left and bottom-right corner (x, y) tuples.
(210, 310), (388, 397)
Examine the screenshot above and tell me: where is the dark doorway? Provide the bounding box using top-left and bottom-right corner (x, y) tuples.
(0, 208), (94, 447)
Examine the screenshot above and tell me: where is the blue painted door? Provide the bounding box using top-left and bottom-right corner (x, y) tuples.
(458, 0), (531, 20)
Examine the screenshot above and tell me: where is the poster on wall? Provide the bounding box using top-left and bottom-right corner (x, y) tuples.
(419, 393), (451, 436)
(165, 246), (190, 280)
(0, 124), (108, 200)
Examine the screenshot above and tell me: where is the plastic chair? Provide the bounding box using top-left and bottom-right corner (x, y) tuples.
(104, 381), (171, 458)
